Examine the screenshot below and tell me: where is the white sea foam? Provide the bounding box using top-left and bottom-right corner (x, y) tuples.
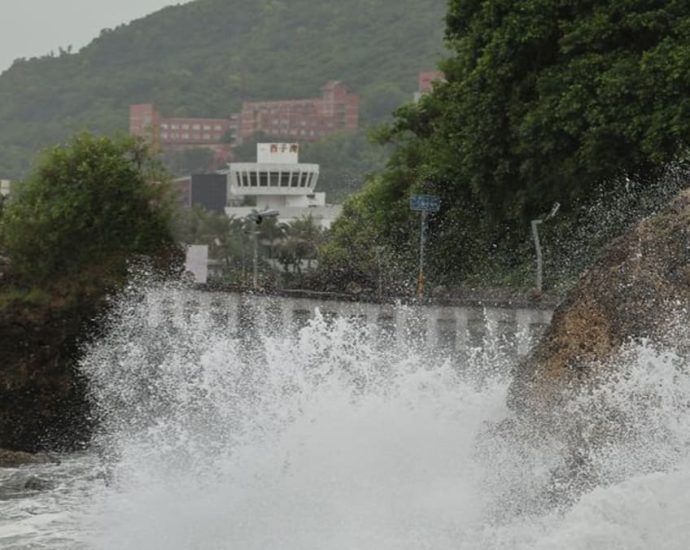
(3, 285), (689, 549)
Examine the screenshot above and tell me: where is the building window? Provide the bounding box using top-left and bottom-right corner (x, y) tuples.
(249, 172), (258, 187)
(214, 125), (222, 131)
(161, 132), (169, 140)
(280, 172), (291, 187)
(193, 124), (201, 130)
(300, 173), (309, 187)
(182, 124), (189, 130)
(203, 125), (211, 130)
(161, 123), (169, 130)
(171, 124), (179, 130)
(203, 134), (211, 140)
(259, 172), (269, 187)
(182, 133), (189, 139)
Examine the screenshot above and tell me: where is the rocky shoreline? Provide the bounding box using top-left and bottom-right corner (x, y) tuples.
(0, 298), (99, 453)
(0, 449), (56, 468)
(510, 188), (690, 414)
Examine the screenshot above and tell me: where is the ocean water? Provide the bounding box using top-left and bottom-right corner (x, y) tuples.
(1, 287), (689, 549)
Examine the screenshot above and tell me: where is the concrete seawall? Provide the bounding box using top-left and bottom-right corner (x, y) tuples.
(146, 290), (555, 358)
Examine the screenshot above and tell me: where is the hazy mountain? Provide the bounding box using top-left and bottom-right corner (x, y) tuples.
(0, 0), (447, 178)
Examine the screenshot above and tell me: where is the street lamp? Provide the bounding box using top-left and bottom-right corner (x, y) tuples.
(245, 208), (280, 290)
(531, 202), (560, 293)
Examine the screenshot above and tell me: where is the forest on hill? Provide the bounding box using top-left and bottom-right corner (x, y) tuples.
(0, 0), (447, 179)
(320, 0), (690, 293)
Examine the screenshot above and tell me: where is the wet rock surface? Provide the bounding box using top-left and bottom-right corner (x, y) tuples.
(0, 301), (97, 453)
(0, 450), (56, 469)
(510, 188), (690, 414)
(0, 471), (56, 500)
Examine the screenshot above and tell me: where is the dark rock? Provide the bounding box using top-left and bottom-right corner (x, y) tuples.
(0, 299), (98, 452)
(509, 188), (690, 415)
(0, 449), (53, 468)
(0, 256), (10, 280)
(22, 475), (55, 491)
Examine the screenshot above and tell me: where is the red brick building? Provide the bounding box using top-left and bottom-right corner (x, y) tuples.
(158, 115), (239, 149)
(238, 81), (359, 141)
(129, 81), (359, 162)
(129, 104), (238, 150)
(418, 71), (444, 94)
(414, 71), (445, 102)
(129, 104), (162, 147)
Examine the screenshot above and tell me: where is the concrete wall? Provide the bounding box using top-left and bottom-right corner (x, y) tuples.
(145, 290), (553, 358)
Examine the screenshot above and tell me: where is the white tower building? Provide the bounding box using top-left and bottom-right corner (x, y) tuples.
(225, 143), (341, 228)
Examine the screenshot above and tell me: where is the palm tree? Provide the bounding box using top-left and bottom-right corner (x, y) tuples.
(285, 215), (324, 272)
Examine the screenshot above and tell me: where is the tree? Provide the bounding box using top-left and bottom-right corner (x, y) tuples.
(325, 0), (690, 289)
(283, 215), (324, 272)
(426, 0), (690, 221)
(0, 133), (179, 287)
(318, 177), (413, 291)
(299, 131), (390, 202)
(162, 148), (216, 176)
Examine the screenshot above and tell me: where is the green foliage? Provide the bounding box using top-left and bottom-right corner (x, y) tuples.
(299, 132), (390, 202)
(434, 0), (690, 221)
(318, 175), (413, 291)
(162, 148), (216, 176)
(324, 0), (690, 291)
(0, 0), (447, 179)
(276, 215), (325, 275)
(173, 206), (327, 287)
(230, 133), (273, 162)
(0, 133), (178, 286)
(0, 286), (51, 309)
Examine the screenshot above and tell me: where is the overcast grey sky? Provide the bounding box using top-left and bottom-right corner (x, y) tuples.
(0, 0), (191, 74)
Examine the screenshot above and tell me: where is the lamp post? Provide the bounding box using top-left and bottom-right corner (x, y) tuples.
(531, 202), (560, 293)
(245, 208), (280, 290)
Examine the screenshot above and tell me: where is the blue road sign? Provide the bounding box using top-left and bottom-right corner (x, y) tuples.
(410, 194), (441, 212)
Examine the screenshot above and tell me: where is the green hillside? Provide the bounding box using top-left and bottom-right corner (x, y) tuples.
(0, 0), (447, 178)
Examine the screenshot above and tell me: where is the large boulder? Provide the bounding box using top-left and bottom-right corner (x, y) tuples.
(509, 188), (690, 414)
(0, 300), (96, 452)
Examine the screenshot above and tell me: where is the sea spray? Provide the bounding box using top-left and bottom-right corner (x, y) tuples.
(71, 284), (690, 549)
